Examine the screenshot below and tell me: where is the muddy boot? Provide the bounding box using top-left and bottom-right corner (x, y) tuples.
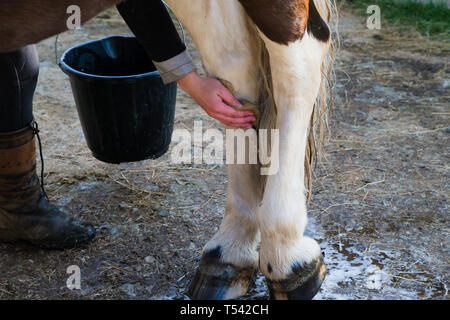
(0, 125), (96, 249)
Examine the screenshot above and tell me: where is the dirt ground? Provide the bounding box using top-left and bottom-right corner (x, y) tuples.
(0, 4), (448, 300)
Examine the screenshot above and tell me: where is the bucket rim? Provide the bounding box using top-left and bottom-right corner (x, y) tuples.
(58, 35), (161, 80)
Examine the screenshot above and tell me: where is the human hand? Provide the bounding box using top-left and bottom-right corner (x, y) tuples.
(177, 72), (256, 128)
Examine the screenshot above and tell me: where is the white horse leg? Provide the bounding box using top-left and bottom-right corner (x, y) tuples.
(258, 31), (329, 299)
(167, 0), (261, 299)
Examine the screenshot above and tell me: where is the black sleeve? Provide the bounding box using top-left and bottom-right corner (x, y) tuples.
(116, 0), (186, 62)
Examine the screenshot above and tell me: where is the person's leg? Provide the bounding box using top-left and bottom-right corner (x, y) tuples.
(0, 45), (96, 249)
(0, 45), (36, 131)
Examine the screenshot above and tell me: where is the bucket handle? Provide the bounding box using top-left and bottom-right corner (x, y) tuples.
(54, 34), (60, 64)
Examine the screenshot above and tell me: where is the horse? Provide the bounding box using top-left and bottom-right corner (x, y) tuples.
(0, 0), (335, 300)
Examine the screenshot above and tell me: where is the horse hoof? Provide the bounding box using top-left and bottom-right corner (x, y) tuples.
(187, 252), (256, 300)
(266, 255), (326, 300)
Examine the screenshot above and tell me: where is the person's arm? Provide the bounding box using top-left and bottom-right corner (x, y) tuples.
(117, 0), (255, 128)
(116, 0), (195, 83)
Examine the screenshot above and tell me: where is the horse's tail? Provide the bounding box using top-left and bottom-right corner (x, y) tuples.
(251, 0), (338, 202)
(306, 0), (338, 202)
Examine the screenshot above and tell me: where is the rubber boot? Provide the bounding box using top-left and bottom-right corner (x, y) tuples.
(0, 125), (96, 249)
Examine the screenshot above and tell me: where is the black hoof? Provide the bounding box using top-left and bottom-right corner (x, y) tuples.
(266, 255), (326, 300)
(187, 249), (256, 300)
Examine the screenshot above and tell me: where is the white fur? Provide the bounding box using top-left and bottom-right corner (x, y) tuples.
(166, 0), (260, 101)
(257, 33), (329, 279)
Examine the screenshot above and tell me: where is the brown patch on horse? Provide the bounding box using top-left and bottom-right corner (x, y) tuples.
(0, 0), (121, 52)
(239, 0), (330, 45)
(238, 0), (309, 45)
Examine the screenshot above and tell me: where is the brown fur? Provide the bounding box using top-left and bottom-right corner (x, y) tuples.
(0, 0), (122, 52)
(238, 0), (309, 45)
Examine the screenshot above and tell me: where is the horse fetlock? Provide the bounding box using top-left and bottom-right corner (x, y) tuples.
(187, 246), (257, 300)
(266, 254), (326, 300)
(259, 235), (322, 281)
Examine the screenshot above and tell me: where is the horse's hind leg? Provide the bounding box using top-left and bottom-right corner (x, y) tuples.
(166, 0), (262, 300)
(257, 32), (330, 299)
(188, 164), (260, 299)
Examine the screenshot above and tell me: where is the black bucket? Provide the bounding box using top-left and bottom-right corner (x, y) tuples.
(59, 36), (177, 164)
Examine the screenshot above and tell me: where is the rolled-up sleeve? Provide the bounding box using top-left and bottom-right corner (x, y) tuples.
(117, 0), (197, 84)
(153, 50), (197, 84)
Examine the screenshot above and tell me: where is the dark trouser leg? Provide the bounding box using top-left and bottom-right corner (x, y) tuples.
(0, 46), (96, 249)
(0, 45), (38, 132)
